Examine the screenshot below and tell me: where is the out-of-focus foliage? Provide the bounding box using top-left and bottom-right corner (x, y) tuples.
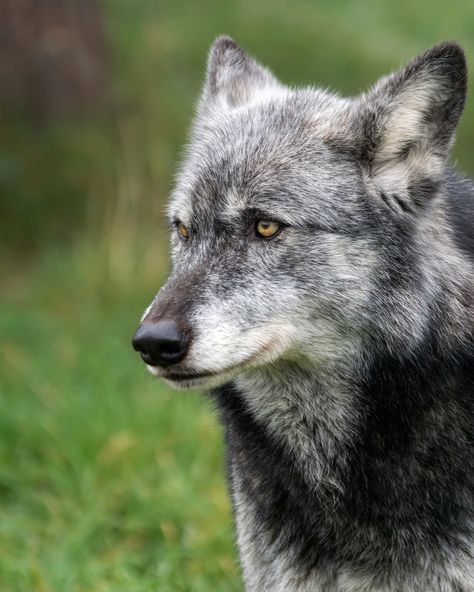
(2, 0), (474, 255)
(1, 1), (474, 590)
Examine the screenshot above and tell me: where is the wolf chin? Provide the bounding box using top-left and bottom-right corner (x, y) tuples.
(132, 38), (474, 591)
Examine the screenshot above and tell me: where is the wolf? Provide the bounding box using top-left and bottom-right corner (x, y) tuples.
(132, 37), (474, 591)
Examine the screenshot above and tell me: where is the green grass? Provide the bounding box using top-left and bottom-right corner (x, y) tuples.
(0, 245), (240, 591)
(3, 0), (474, 588)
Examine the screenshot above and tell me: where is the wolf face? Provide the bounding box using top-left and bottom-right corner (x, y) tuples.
(133, 38), (467, 392)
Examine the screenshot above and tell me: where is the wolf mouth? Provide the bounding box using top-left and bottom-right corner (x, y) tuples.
(162, 370), (219, 382)
(157, 338), (282, 384)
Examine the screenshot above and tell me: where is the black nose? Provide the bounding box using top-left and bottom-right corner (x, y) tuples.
(132, 320), (189, 367)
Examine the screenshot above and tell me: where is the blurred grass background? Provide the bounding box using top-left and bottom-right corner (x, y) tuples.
(1, 1), (474, 590)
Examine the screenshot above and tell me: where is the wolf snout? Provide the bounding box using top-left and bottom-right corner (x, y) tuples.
(132, 320), (190, 367)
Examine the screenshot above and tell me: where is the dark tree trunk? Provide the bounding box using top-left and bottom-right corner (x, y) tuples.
(0, 0), (108, 119)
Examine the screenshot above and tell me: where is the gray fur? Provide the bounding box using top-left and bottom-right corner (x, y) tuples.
(134, 38), (474, 591)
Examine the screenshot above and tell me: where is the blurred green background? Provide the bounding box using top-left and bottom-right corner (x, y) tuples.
(1, 1), (474, 590)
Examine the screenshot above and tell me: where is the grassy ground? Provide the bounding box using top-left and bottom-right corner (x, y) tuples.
(0, 244), (240, 591)
(2, 0), (474, 590)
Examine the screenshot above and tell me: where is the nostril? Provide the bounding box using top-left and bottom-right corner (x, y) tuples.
(132, 320), (190, 367)
(131, 339), (145, 355)
(138, 350), (155, 365)
(133, 343), (156, 366)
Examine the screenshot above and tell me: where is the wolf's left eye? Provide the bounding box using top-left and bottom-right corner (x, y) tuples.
(256, 220), (281, 239)
(176, 222), (190, 241)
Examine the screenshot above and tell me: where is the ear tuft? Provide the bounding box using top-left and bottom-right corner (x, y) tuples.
(355, 42), (468, 209)
(392, 41), (467, 130)
(206, 36), (241, 96)
(200, 35), (280, 111)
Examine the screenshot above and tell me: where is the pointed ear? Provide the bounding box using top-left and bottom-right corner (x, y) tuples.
(355, 43), (467, 209)
(199, 36), (281, 112)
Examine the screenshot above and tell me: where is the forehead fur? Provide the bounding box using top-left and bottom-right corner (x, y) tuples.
(171, 88), (369, 229)
(170, 38), (466, 234)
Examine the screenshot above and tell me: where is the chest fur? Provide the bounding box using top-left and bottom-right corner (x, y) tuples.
(215, 373), (474, 592)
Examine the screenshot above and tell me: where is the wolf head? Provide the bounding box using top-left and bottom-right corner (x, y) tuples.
(132, 37), (467, 389)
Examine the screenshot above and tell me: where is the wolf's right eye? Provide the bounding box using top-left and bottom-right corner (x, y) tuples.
(256, 220), (281, 239)
(176, 222), (190, 241)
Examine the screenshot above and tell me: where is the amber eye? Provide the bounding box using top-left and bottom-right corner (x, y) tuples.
(256, 220), (281, 238)
(176, 222), (190, 241)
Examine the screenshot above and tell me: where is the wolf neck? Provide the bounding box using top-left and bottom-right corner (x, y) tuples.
(213, 250), (474, 589)
(216, 251), (474, 500)
(231, 355), (363, 497)
(215, 301), (473, 588)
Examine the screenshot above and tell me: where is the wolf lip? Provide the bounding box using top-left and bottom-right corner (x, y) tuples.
(162, 371), (217, 382)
